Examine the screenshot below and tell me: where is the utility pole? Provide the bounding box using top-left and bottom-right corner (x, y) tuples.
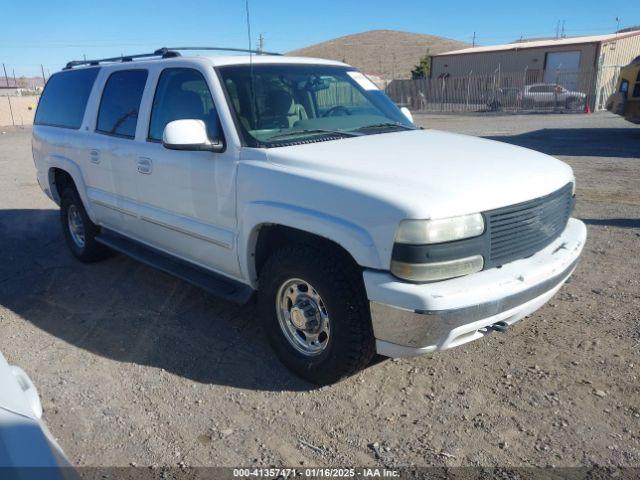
(41, 64), (46, 85)
(555, 20), (560, 39)
(561, 20), (566, 38)
(257, 33), (264, 53)
(2, 63), (9, 87)
(472, 31), (476, 47)
(12, 68), (17, 87)
(615, 17), (621, 33)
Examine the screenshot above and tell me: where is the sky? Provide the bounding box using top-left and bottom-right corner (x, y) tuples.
(1, 0), (638, 78)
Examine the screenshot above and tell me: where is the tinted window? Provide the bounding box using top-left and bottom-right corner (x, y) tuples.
(97, 70), (148, 138)
(34, 68), (99, 129)
(148, 68), (220, 141)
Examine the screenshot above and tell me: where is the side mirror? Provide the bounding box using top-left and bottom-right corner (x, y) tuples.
(400, 107), (414, 124)
(162, 119), (224, 152)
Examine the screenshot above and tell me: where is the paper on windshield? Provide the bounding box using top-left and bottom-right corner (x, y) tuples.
(347, 71), (379, 91)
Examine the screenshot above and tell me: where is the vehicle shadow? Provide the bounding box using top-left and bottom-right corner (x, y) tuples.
(0, 208), (322, 392)
(582, 218), (640, 229)
(485, 127), (640, 158)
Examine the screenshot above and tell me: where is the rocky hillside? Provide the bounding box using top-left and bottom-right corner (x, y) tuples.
(288, 29), (469, 79)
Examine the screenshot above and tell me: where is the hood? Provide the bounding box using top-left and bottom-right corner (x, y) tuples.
(265, 129), (574, 219)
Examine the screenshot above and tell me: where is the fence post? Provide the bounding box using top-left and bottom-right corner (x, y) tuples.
(466, 70), (472, 110)
(7, 96), (15, 126)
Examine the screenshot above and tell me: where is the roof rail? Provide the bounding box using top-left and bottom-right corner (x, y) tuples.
(64, 46), (281, 70)
(162, 46), (282, 56)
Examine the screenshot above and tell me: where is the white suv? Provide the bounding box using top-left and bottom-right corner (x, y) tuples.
(32, 48), (586, 384)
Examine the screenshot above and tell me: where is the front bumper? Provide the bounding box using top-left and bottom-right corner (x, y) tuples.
(364, 218), (587, 357)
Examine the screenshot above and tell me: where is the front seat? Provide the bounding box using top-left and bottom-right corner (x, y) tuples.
(260, 89), (307, 129)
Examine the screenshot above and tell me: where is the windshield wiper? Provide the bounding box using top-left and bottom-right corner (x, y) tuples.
(266, 128), (362, 141)
(352, 122), (417, 132)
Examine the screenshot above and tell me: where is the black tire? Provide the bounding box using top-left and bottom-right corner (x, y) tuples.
(487, 100), (501, 111)
(565, 97), (580, 111)
(258, 244), (375, 385)
(522, 98), (535, 110)
(60, 187), (111, 262)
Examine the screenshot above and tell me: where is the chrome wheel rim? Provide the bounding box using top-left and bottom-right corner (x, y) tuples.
(276, 278), (330, 356)
(67, 204), (86, 249)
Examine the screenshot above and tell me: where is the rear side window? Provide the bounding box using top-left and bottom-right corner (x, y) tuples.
(97, 70), (148, 138)
(34, 68), (100, 129)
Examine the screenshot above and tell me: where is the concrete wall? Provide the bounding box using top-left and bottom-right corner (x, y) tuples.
(0, 96), (39, 127)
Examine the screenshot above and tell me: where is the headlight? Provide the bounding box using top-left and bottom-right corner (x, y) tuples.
(391, 255), (484, 282)
(394, 213), (485, 245)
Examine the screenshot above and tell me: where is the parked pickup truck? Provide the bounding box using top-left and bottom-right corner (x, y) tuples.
(32, 48), (586, 385)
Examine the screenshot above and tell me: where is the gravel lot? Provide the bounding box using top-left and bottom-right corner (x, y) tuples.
(0, 112), (638, 469)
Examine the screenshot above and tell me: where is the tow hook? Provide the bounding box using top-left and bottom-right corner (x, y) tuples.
(486, 321), (509, 333)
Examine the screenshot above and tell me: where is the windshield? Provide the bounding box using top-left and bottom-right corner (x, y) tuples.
(217, 64), (415, 147)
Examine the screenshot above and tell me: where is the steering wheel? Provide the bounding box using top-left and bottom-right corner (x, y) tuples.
(322, 106), (352, 117)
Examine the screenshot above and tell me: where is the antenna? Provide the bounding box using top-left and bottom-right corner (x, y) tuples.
(245, 0), (259, 127)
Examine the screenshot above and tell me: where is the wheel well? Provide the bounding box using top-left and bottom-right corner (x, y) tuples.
(49, 168), (76, 202)
(254, 225), (361, 279)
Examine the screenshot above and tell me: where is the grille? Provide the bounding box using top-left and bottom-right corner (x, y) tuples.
(487, 183), (573, 266)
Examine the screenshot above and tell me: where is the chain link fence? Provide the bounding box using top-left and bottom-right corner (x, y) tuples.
(385, 67), (623, 114)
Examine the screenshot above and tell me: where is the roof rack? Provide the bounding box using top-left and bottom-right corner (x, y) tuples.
(64, 46), (282, 70)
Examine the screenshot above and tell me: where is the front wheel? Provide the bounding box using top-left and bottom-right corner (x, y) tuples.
(259, 245), (375, 385)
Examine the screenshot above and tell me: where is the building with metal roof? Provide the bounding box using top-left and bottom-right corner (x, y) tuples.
(431, 30), (640, 110)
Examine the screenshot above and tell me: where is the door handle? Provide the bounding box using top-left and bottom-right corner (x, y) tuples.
(89, 149), (100, 164)
(137, 157), (153, 175)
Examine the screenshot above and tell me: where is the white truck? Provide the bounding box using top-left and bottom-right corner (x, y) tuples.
(32, 48), (586, 385)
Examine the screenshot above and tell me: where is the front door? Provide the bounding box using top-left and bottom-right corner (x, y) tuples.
(132, 67), (239, 278)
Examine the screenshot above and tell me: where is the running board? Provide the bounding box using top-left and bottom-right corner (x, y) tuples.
(96, 230), (254, 304)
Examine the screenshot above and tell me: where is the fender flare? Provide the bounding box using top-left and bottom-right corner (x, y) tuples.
(45, 155), (97, 222)
(238, 200), (382, 287)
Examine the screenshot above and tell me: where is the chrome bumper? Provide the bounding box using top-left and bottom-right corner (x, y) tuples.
(365, 218), (586, 358)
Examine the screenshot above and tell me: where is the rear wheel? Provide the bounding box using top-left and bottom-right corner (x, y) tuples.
(60, 187), (111, 262)
(565, 97), (581, 110)
(259, 244), (375, 385)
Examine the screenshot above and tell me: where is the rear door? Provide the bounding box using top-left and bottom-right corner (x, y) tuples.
(88, 68), (149, 239)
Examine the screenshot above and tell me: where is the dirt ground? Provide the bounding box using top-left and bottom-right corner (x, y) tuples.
(0, 112), (638, 469)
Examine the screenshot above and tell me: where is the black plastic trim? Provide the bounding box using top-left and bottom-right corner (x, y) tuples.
(96, 229), (254, 304)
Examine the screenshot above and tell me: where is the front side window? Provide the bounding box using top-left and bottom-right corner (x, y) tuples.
(96, 69), (148, 138)
(35, 68), (100, 129)
(148, 68), (221, 142)
(218, 64), (414, 147)
(634, 70), (640, 98)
